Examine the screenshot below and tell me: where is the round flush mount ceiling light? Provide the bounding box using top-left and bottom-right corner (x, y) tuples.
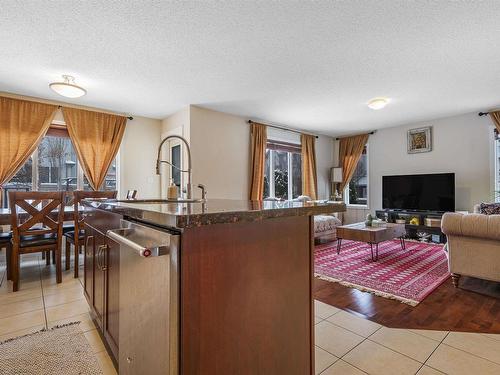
(367, 97), (390, 110)
(49, 75), (87, 98)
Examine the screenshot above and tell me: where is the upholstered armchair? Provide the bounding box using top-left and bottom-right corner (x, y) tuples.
(441, 212), (500, 287)
(314, 214), (342, 244)
(293, 195), (342, 244)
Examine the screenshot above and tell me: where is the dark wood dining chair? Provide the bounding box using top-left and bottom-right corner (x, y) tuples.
(9, 191), (65, 292)
(0, 232), (12, 280)
(126, 189), (137, 199)
(64, 190), (117, 278)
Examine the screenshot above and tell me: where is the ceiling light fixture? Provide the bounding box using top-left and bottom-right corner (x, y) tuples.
(49, 75), (87, 98)
(367, 97), (390, 110)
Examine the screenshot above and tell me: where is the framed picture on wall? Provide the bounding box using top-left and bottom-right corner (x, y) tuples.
(407, 126), (432, 153)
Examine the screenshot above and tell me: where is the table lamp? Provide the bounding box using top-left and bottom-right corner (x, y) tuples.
(330, 167), (343, 201)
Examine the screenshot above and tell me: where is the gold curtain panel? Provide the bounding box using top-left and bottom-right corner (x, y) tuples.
(0, 96), (57, 205)
(489, 111), (500, 133)
(62, 108), (127, 190)
(249, 122), (267, 200)
(301, 134), (318, 200)
(339, 133), (369, 193)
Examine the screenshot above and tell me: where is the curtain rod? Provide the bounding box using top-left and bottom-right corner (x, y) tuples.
(479, 111), (492, 116)
(247, 120), (318, 139)
(335, 130), (376, 141)
(57, 105), (133, 120)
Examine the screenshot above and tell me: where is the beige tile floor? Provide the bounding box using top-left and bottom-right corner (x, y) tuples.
(0, 251), (116, 375)
(1, 250), (499, 375)
(314, 300), (500, 375)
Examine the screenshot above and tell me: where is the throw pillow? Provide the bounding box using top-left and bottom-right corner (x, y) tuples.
(479, 202), (500, 215)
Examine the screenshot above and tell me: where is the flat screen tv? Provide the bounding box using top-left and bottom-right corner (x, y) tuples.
(382, 173), (455, 212)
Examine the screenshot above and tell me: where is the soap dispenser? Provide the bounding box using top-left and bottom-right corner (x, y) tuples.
(167, 179), (178, 200)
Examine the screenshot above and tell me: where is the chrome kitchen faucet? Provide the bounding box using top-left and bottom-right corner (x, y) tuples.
(156, 135), (206, 201)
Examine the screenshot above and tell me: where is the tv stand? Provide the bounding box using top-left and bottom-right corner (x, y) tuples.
(375, 209), (447, 244)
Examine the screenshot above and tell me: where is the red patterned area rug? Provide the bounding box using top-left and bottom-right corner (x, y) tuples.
(315, 239), (450, 306)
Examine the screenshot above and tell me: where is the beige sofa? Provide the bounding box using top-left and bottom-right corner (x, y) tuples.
(441, 212), (500, 287)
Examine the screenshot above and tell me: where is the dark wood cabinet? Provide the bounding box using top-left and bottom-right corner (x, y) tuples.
(83, 225), (94, 305)
(83, 208), (121, 365)
(104, 236), (120, 360)
(93, 230), (106, 329)
(83, 225), (107, 330)
(375, 209), (446, 243)
(180, 216), (313, 374)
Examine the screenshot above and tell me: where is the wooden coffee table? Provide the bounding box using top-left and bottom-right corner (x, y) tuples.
(336, 222), (406, 261)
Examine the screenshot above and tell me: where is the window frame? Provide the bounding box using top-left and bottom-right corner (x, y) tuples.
(344, 143), (369, 208)
(265, 140), (302, 200)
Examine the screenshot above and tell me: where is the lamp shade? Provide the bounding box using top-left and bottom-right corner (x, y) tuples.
(330, 167), (343, 183)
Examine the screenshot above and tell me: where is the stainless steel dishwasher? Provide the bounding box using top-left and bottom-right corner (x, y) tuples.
(107, 220), (180, 375)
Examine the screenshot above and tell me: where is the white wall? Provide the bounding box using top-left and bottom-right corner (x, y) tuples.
(189, 106), (250, 200)
(119, 116), (162, 199)
(161, 106), (190, 141)
(190, 106), (335, 200)
(160, 107), (190, 197)
(339, 112), (495, 223)
(162, 106), (335, 201)
(316, 135), (335, 199)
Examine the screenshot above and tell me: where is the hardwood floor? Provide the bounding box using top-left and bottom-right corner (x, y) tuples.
(314, 276), (500, 333)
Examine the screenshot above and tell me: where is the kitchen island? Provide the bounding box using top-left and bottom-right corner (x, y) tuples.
(81, 198), (345, 375)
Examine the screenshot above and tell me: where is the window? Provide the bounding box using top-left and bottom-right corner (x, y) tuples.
(3, 127), (117, 207)
(263, 141), (302, 200)
(345, 145), (368, 206)
(495, 130), (500, 202)
(37, 135), (78, 192)
(5, 158), (33, 199)
(82, 159), (117, 192)
(104, 159), (117, 191)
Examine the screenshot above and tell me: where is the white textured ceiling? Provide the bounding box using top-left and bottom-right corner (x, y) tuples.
(1, 1), (500, 136)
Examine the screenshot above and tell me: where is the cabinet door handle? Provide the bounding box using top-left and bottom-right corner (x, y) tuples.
(85, 235), (94, 255)
(95, 245), (101, 270)
(96, 243), (103, 270)
(97, 245), (102, 270)
(102, 245), (108, 271)
(98, 245), (108, 271)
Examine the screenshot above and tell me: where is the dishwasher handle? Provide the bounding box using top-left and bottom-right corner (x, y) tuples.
(107, 229), (153, 257)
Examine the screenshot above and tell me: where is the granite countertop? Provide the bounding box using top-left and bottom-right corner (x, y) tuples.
(82, 198), (346, 229)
